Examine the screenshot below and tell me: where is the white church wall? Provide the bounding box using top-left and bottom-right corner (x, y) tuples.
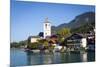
(43, 19), (51, 38)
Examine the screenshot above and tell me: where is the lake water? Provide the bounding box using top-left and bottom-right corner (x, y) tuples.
(10, 48), (95, 67)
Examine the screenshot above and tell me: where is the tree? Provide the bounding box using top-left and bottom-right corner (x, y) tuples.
(57, 28), (71, 38)
(10, 42), (20, 48)
(28, 42), (39, 49)
(38, 32), (44, 37)
(38, 39), (49, 49)
(71, 22), (95, 34)
(56, 28), (71, 44)
(10, 40), (28, 48)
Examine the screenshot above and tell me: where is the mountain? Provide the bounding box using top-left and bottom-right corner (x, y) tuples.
(51, 12), (95, 33)
(71, 22), (95, 33)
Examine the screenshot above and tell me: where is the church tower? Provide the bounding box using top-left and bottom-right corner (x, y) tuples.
(43, 18), (51, 38)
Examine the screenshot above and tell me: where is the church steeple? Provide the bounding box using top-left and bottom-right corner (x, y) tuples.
(43, 18), (51, 38)
(44, 17), (50, 23)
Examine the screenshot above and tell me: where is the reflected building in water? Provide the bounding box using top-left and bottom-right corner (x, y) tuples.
(25, 51), (94, 65)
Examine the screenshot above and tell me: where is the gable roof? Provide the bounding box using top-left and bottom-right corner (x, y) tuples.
(50, 35), (58, 38)
(65, 33), (84, 40)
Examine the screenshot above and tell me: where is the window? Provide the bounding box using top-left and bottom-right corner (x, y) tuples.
(45, 24), (47, 29)
(45, 33), (47, 35)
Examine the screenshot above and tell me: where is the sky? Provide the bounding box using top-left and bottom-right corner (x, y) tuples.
(11, 0), (95, 42)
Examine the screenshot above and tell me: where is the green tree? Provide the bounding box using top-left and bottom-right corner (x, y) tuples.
(57, 28), (71, 43)
(38, 32), (44, 37)
(28, 42), (39, 49)
(38, 39), (49, 49)
(10, 42), (20, 48)
(57, 28), (71, 38)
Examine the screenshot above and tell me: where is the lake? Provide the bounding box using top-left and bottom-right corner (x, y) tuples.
(10, 48), (95, 67)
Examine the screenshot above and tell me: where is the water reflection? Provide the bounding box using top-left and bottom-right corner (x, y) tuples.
(80, 52), (87, 62)
(26, 51), (94, 65)
(10, 48), (95, 66)
(26, 52), (54, 65)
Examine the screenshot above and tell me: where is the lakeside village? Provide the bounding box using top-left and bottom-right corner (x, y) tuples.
(11, 18), (95, 53)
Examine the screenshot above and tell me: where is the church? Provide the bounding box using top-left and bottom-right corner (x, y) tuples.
(43, 18), (51, 38)
(28, 18), (52, 43)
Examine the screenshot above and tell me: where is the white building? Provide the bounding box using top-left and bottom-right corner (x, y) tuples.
(28, 36), (40, 43)
(65, 33), (87, 49)
(43, 18), (51, 38)
(81, 38), (87, 48)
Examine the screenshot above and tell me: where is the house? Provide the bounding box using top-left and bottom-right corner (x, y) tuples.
(28, 36), (40, 43)
(49, 35), (58, 44)
(49, 35), (62, 51)
(63, 33), (87, 49)
(86, 31), (95, 51)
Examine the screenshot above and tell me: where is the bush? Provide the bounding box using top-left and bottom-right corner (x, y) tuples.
(28, 42), (39, 49)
